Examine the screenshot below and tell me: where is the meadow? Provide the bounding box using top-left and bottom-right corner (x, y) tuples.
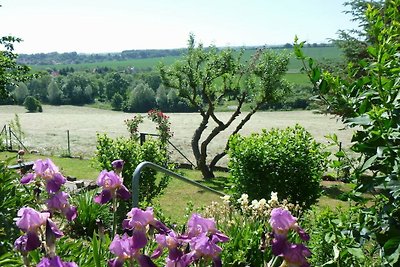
(0, 105), (353, 168)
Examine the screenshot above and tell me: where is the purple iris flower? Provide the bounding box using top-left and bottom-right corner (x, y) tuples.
(122, 207), (156, 231)
(111, 159), (124, 174)
(187, 214), (229, 242)
(108, 233), (155, 267)
(152, 231), (183, 259)
(15, 207), (49, 251)
(283, 244), (312, 267)
(269, 208), (311, 267)
(94, 170), (131, 204)
(15, 207), (63, 251)
(14, 235), (28, 254)
(37, 256), (78, 267)
(269, 208), (309, 241)
(20, 159), (66, 193)
(46, 191), (77, 221)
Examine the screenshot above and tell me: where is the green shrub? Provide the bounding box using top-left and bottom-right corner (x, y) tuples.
(302, 207), (381, 266)
(94, 133), (170, 204)
(23, 96), (42, 112)
(228, 124), (328, 208)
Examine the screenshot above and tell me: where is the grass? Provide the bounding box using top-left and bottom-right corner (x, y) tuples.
(1, 150), (360, 222)
(0, 105), (355, 166)
(0, 151), (99, 180)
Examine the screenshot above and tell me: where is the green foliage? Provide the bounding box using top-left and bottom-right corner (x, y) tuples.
(23, 95), (42, 112)
(110, 92), (123, 111)
(160, 34), (292, 178)
(68, 189), (112, 238)
(303, 207), (380, 266)
(94, 134), (170, 204)
(228, 124), (328, 208)
(0, 159), (35, 256)
(0, 36), (34, 100)
(47, 79), (62, 105)
(12, 82), (29, 104)
(295, 0), (400, 264)
(8, 113), (24, 141)
(124, 82), (156, 112)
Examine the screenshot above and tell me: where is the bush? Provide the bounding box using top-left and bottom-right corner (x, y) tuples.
(110, 92), (123, 111)
(302, 207), (380, 266)
(23, 96), (42, 112)
(228, 124), (328, 208)
(94, 134), (170, 204)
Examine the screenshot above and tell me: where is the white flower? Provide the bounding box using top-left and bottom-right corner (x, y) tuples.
(250, 199), (259, 210)
(270, 192), (278, 202)
(220, 195), (231, 205)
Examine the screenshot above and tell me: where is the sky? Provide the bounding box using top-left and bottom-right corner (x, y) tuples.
(0, 0), (359, 54)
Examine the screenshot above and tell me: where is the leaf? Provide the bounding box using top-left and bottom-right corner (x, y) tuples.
(345, 115), (372, 126)
(333, 244), (340, 261)
(319, 79), (329, 94)
(347, 247), (365, 259)
(92, 232), (101, 267)
(360, 155), (378, 172)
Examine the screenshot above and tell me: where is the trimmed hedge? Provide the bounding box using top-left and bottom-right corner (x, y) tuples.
(228, 124), (328, 208)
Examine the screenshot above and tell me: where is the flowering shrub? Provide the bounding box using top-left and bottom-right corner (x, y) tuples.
(13, 159), (78, 266)
(125, 109), (173, 145)
(202, 192), (304, 266)
(7, 155), (313, 267)
(147, 109), (173, 145)
(95, 134), (170, 204)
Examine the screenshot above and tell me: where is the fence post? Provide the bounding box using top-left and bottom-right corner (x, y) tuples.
(9, 126), (12, 150)
(67, 130), (71, 157)
(140, 133), (146, 145)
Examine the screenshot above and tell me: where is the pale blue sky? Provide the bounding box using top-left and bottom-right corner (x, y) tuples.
(0, 0), (359, 54)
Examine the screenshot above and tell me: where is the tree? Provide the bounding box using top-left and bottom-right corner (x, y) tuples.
(105, 72), (129, 101)
(160, 35), (291, 178)
(124, 82), (156, 112)
(111, 92), (124, 111)
(0, 36), (34, 100)
(294, 0), (400, 264)
(47, 79), (62, 104)
(155, 84), (168, 111)
(12, 82), (29, 104)
(23, 96), (42, 112)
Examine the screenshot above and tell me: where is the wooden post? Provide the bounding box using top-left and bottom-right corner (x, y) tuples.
(67, 130), (71, 156)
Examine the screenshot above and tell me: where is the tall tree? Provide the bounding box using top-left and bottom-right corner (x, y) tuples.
(47, 79), (62, 104)
(12, 82), (29, 104)
(160, 35), (290, 179)
(0, 36), (34, 100)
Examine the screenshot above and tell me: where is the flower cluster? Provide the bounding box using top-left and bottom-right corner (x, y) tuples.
(108, 207), (229, 267)
(125, 114), (144, 140)
(20, 158), (77, 221)
(94, 169), (130, 204)
(147, 109), (173, 144)
(269, 208), (311, 267)
(14, 207), (77, 266)
(14, 159), (78, 266)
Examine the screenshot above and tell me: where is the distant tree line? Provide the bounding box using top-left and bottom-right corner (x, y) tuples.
(17, 49), (187, 66)
(17, 43), (334, 66)
(1, 65), (314, 113)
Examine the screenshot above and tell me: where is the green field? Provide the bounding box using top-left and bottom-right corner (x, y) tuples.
(30, 46), (343, 75)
